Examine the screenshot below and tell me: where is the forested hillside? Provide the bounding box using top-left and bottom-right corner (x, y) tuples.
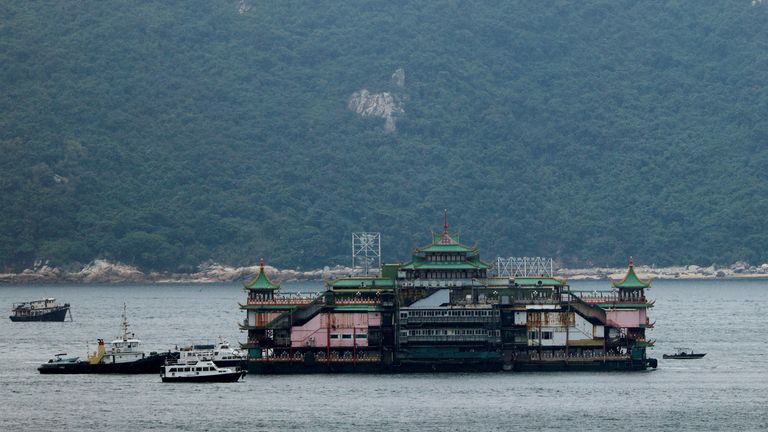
(1, 1), (767, 271)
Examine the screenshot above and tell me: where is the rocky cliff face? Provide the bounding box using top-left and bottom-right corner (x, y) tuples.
(0, 260), (371, 284)
(348, 68), (406, 133)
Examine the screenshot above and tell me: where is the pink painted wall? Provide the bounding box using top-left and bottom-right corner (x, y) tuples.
(606, 309), (646, 328)
(291, 312), (381, 348)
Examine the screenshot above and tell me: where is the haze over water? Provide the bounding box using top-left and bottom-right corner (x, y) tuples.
(1, 280), (766, 431)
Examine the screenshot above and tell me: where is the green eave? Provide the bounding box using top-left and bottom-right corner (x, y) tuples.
(331, 305), (383, 312)
(417, 243), (476, 253)
(239, 304), (303, 310)
(513, 277), (566, 286)
(244, 270), (279, 290)
(329, 278), (395, 289)
(612, 265), (651, 289)
(399, 262), (488, 270)
(595, 303), (654, 309)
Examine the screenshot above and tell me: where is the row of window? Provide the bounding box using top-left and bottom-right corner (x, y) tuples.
(401, 329), (501, 337)
(329, 333), (368, 340)
(401, 309), (498, 318)
(416, 271), (481, 279)
(528, 331), (554, 340)
(168, 366), (213, 372)
(427, 254), (464, 262)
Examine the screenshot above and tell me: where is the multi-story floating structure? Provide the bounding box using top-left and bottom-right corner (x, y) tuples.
(240, 222), (657, 373)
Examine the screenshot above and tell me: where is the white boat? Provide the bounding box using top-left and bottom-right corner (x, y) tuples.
(161, 359), (245, 383)
(175, 340), (245, 368)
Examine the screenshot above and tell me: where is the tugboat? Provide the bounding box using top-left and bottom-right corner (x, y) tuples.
(10, 298), (71, 322)
(175, 340), (246, 369)
(38, 304), (175, 374)
(161, 359), (246, 383)
(663, 347), (707, 359)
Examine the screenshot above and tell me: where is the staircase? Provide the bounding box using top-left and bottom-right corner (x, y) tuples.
(266, 299), (325, 329)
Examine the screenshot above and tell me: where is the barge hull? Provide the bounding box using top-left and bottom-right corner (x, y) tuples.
(38, 352), (174, 374)
(246, 358), (657, 374)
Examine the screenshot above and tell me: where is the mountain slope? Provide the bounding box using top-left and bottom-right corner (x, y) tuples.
(1, 1), (767, 271)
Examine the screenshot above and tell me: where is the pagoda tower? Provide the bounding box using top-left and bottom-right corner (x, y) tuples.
(612, 257), (651, 302)
(240, 259), (282, 360)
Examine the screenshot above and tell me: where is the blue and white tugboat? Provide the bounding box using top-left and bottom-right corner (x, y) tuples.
(38, 304), (174, 374)
(10, 298), (71, 322)
(161, 359), (246, 383)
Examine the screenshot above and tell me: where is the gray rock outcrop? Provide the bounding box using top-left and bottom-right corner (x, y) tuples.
(391, 68), (405, 88)
(348, 89), (404, 133)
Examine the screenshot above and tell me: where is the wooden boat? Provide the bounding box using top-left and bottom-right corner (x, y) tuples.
(663, 347), (706, 359)
(10, 298), (71, 322)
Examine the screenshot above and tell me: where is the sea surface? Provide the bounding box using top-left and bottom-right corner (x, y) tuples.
(0, 279), (766, 431)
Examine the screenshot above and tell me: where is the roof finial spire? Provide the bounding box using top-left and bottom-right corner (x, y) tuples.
(443, 209), (448, 235)
(259, 258), (265, 273)
(629, 256), (634, 267)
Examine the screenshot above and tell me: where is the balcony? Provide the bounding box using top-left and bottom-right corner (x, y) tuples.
(567, 291), (648, 305)
(245, 293), (321, 306)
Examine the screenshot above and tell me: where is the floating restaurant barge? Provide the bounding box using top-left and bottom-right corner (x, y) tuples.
(240, 222), (657, 373)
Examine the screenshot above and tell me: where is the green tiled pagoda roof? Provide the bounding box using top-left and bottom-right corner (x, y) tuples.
(417, 243), (476, 253)
(612, 261), (651, 289)
(244, 262), (279, 290)
(330, 278), (395, 288)
(400, 255), (491, 270)
(416, 232), (475, 253)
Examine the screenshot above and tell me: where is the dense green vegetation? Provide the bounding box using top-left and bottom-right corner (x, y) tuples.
(1, 1), (767, 271)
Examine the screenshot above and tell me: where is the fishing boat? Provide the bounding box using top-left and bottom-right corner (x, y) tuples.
(663, 347), (706, 359)
(38, 304), (175, 374)
(10, 298), (71, 322)
(161, 359), (246, 383)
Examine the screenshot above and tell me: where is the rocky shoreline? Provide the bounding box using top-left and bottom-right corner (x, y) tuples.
(2, 259), (768, 285)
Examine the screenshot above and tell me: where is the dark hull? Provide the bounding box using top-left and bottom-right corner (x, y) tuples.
(213, 359), (246, 369)
(162, 371), (245, 383)
(247, 358), (657, 374)
(38, 352), (174, 374)
(663, 353), (706, 359)
(10, 306), (69, 322)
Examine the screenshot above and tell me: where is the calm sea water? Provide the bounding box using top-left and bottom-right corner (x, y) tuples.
(1, 279), (766, 431)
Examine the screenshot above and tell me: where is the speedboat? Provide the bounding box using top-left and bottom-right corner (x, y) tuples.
(161, 359), (246, 383)
(663, 347), (706, 359)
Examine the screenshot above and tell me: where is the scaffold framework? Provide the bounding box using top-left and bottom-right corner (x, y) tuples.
(496, 257), (554, 277)
(352, 232), (381, 275)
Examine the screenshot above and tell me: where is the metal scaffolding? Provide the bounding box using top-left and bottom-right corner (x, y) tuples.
(496, 257), (554, 277)
(352, 232), (381, 276)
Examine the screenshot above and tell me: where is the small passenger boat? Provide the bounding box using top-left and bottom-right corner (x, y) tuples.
(663, 347), (706, 359)
(161, 359), (246, 383)
(10, 298), (71, 322)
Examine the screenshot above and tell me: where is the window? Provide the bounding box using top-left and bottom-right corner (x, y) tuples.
(342, 334), (352, 339)
(356, 333), (368, 339)
(330, 334), (340, 339)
